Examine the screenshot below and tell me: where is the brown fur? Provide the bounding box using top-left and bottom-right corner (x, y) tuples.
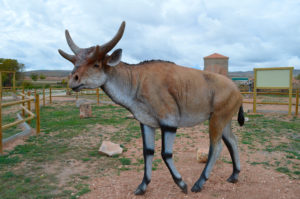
(97, 61), (242, 131)
(59, 24), (243, 194)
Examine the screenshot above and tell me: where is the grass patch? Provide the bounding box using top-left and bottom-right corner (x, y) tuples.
(1, 110), (23, 139)
(242, 113), (300, 179)
(0, 103), (135, 198)
(119, 157), (131, 165)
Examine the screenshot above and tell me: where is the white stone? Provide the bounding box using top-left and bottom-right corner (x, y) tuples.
(126, 114), (135, 119)
(98, 141), (123, 156)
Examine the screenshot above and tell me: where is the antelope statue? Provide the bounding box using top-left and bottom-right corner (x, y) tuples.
(58, 21), (244, 195)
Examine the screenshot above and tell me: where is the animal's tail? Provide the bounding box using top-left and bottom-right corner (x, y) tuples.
(237, 105), (245, 126)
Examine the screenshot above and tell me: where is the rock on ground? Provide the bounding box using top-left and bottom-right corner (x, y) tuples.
(98, 141), (123, 156)
(196, 148), (208, 163)
(79, 104), (92, 118)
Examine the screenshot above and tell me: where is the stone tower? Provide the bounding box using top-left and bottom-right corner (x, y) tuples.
(203, 53), (229, 76)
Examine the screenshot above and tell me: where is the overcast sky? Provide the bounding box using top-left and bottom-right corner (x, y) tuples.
(1, 0), (300, 72)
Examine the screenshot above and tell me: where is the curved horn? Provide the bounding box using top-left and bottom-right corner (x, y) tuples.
(65, 30), (81, 54)
(99, 21), (126, 57)
(58, 49), (75, 63)
(88, 45), (100, 61)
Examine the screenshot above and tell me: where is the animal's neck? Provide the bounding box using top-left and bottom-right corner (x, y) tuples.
(101, 62), (137, 108)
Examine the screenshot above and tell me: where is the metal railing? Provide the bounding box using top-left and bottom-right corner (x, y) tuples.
(241, 89), (299, 116)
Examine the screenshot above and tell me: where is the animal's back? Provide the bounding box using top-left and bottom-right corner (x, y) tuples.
(131, 62), (241, 127)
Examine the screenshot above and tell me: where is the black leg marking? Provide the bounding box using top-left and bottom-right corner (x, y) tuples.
(161, 127), (188, 194)
(161, 152), (173, 159)
(144, 148), (155, 155)
(222, 121), (240, 183)
(160, 124), (177, 133)
(134, 123), (155, 195)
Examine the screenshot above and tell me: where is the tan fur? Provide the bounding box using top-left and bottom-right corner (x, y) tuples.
(102, 62), (242, 129)
(59, 25), (244, 193)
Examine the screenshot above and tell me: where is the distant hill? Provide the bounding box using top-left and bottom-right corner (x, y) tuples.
(23, 70), (71, 77)
(228, 71), (253, 78)
(23, 69), (300, 78)
(229, 69), (300, 78)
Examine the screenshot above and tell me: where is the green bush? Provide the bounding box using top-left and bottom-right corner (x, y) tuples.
(22, 80), (33, 89)
(39, 74), (46, 80)
(30, 73), (38, 81)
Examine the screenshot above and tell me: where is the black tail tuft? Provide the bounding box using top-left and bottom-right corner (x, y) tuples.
(238, 106), (245, 126)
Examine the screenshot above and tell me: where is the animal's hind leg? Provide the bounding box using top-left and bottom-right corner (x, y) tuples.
(161, 126), (188, 194)
(134, 123), (155, 195)
(191, 115), (224, 192)
(222, 121), (241, 183)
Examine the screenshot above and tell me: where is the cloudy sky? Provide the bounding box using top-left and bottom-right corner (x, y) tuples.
(1, 0), (300, 71)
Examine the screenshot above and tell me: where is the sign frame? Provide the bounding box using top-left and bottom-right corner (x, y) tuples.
(253, 67), (294, 115)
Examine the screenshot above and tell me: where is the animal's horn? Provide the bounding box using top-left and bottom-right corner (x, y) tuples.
(58, 49), (75, 62)
(99, 21), (125, 57)
(65, 30), (81, 54)
(88, 45), (100, 61)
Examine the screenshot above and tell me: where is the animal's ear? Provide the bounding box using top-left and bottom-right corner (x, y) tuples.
(106, 49), (122, 67)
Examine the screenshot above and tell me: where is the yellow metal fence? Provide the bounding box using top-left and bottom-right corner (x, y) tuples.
(241, 89), (299, 116)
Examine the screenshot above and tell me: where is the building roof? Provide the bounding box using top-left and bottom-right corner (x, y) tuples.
(204, 53), (229, 59)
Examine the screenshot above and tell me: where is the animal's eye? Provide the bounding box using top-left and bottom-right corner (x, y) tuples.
(94, 64), (99, 68)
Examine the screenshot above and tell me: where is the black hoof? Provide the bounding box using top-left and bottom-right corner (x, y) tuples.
(227, 173), (239, 183)
(191, 183), (202, 193)
(175, 179), (188, 194)
(227, 176), (238, 183)
(134, 188), (145, 195)
(181, 182), (188, 194)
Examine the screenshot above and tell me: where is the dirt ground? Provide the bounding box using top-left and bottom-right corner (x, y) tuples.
(3, 96), (299, 199)
(80, 122), (299, 199)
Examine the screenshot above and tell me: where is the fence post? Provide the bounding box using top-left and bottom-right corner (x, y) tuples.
(43, 88), (45, 106)
(13, 72), (16, 93)
(50, 87), (52, 104)
(35, 94), (40, 134)
(288, 87), (292, 116)
(22, 88), (25, 117)
(253, 89), (257, 113)
(27, 91), (31, 124)
(296, 89), (299, 116)
(0, 71), (2, 100)
(97, 88), (100, 105)
(253, 69), (257, 113)
(0, 95), (2, 154)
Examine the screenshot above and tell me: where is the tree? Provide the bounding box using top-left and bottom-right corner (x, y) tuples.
(296, 74), (300, 80)
(39, 74), (46, 80)
(0, 58), (25, 87)
(30, 73), (38, 81)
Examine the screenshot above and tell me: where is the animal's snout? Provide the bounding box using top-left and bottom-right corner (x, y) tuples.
(74, 74), (79, 81)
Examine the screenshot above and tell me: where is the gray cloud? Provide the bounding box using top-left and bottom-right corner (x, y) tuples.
(0, 0), (299, 71)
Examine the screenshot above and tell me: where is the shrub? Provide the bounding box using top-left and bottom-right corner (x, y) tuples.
(39, 74), (46, 80)
(22, 80), (33, 89)
(30, 73), (38, 81)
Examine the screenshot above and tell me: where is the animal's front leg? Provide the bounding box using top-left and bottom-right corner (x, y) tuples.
(134, 123), (155, 195)
(161, 126), (188, 194)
